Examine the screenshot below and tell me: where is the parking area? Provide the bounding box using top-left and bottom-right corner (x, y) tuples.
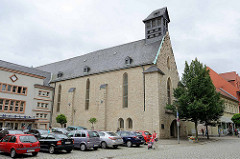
(0, 137), (240, 159)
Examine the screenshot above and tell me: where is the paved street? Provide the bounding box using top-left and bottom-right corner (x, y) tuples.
(1, 136), (240, 159)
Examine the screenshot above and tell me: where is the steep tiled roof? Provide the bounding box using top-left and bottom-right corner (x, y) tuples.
(143, 7), (170, 22)
(208, 67), (239, 102)
(37, 39), (162, 82)
(0, 60), (51, 86)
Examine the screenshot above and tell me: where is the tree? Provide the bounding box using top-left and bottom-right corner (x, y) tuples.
(56, 114), (67, 128)
(89, 117), (97, 130)
(173, 59), (224, 139)
(231, 114), (240, 127)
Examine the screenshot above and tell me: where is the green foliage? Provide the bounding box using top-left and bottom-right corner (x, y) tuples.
(231, 114), (240, 126)
(165, 104), (176, 113)
(89, 117), (97, 124)
(173, 58), (225, 139)
(56, 114), (67, 126)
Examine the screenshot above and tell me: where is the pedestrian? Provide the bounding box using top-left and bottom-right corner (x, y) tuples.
(116, 127), (120, 132)
(48, 126), (52, 134)
(201, 128), (204, 137)
(148, 137), (155, 150)
(152, 131), (158, 142)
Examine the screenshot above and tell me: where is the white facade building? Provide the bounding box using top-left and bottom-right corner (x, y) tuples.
(0, 60), (53, 130)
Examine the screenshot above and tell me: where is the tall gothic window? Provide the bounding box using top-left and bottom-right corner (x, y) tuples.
(57, 84), (62, 112)
(167, 78), (171, 105)
(119, 118), (124, 129)
(127, 118), (133, 129)
(85, 79), (90, 110)
(123, 73), (128, 108)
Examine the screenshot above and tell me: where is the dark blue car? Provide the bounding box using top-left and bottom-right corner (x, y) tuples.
(116, 131), (144, 147)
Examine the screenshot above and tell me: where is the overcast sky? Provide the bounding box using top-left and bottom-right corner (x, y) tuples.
(0, 0), (239, 77)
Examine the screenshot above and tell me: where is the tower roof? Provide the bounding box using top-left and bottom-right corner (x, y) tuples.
(143, 7), (170, 22)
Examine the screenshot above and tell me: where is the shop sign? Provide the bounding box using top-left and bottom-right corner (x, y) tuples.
(0, 114), (35, 119)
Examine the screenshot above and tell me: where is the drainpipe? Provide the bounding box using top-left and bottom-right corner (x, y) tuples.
(141, 66), (146, 111)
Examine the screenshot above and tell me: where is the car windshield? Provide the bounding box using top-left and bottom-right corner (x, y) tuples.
(20, 136), (37, 143)
(88, 131), (100, 138)
(8, 131), (24, 134)
(53, 128), (68, 134)
(67, 127), (76, 131)
(144, 131), (151, 135)
(131, 132), (141, 136)
(98, 132), (105, 136)
(55, 134), (68, 139)
(107, 132), (118, 136)
(38, 130), (48, 135)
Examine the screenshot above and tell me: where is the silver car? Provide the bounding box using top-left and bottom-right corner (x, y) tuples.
(68, 130), (101, 151)
(98, 131), (123, 149)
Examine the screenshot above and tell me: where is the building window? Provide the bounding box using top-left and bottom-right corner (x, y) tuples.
(0, 83), (27, 95)
(152, 20), (156, 27)
(118, 118), (124, 129)
(57, 85), (62, 112)
(123, 73), (128, 108)
(37, 102), (48, 109)
(167, 78), (171, 105)
(84, 66), (90, 73)
(167, 57), (170, 70)
(0, 98), (25, 113)
(125, 56), (132, 65)
(146, 22), (151, 29)
(85, 79), (90, 110)
(9, 74), (18, 82)
(127, 118), (133, 129)
(57, 71), (63, 78)
(38, 90), (50, 97)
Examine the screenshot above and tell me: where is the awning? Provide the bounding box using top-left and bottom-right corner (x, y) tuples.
(219, 116), (233, 123)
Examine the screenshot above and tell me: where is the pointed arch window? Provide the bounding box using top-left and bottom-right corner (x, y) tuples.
(85, 79), (90, 110)
(118, 118), (124, 129)
(127, 118), (133, 129)
(57, 85), (62, 112)
(123, 73), (128, 108)
(167, 78), (171, 105)
(167, 57), (170, 70)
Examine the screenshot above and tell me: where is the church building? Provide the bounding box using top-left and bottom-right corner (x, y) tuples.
(38, 7), (187, 138)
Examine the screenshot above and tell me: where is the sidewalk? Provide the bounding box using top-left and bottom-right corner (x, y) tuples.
(156, 135), (240, 146)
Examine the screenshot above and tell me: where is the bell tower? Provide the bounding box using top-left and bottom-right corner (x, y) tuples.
(143, 7), (170, 44)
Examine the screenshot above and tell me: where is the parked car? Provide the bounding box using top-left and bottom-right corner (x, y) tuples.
(98, 131), (123, 149)
(136, 130), (152, 144)
(52, 128), (69, 135)
(68, 130), (101, 151)
(28, 129), (48, 139)
(39, 133), (74, 154)
(0, 134), (40, 158)
(0, 130), (24, 140)
(116, 131), (145, 147)
(66, 126), (87, 131)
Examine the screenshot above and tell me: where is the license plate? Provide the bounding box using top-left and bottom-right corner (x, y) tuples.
(27, 150), (35, 152)
(65, 142), (71, 144)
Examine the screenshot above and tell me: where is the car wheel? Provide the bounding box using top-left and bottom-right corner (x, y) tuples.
(113, 145), (118, 149)
(101, 142), (107, 149)
(127, 141), (132, 147)
(93, 147), (98, 150)
(80, 144), (86, 151)
(66, 149), (72, 153)
(49, 146), (55, 154)
(32, 152), (38, 156)
(10, 149), (17, 158)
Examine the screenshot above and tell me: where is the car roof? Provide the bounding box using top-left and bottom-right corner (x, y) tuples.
(8, 134), (35, 136)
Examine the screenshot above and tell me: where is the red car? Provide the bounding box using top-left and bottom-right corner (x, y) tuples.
(0, 134), (40, 158)
(136, 131), (152, 144)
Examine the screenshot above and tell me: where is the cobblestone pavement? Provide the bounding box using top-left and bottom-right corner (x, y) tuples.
(0, 136), (240, 159)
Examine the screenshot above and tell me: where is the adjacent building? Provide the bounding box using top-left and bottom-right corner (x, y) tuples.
(37, 7), (188, 138)
(0, 60), (53, 130)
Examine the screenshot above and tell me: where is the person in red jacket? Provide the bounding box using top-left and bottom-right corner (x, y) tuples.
(152, 131), (158, 142)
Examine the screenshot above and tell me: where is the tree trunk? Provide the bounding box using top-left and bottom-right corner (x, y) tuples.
(195, 121), (198, 139)
(206, 125), (209, 139)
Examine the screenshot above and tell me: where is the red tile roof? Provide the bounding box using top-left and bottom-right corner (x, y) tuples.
(207, 67), (239, 102)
